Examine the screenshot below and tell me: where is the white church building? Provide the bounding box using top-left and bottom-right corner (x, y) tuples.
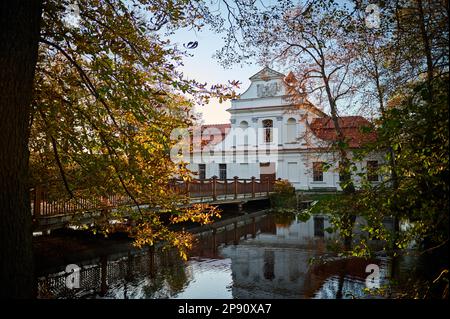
(186, 67), (381, 191)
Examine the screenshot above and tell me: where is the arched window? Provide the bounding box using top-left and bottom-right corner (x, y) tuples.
(239, 120), (249, 129)
(262, 119), (273, 143)
(238, 121), (249, 145)
(286, 118), (296, 142)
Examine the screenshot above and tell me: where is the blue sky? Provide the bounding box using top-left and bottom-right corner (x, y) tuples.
(170, 24), (371, 122)
(170, 26), (263, 124)
(164, 0), (372, 123)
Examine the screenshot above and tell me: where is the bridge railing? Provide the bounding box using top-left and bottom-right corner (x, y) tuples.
(31, 177), (276, 217)
(30, 183), (131, 217)
(171, 176), (275, 201)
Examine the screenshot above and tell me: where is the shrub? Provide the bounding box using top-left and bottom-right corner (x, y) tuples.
(270, 179), (296, 211)
(273, 179), (295, 195)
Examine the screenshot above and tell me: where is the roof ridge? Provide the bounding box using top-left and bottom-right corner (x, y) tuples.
(201, 123), (231, 127)
(249, 66), (286, 80)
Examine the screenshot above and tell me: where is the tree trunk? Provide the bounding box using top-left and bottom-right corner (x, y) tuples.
(372, 55), (401, 241)
(417, 0), (434, 103)
(323, 75), (355, 194)
(323, 75), (356, 250)
(0, 0), (42, 298)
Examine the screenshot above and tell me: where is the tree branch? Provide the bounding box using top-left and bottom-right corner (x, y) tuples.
(38, 109), (74, 199)
(39, 38), (128, 140)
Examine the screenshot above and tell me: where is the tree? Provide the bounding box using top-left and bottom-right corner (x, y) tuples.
(328, 0), (448, 297)
(1, 0), (236, 298)
(354, 76), (448, 297)
(212, 0), (449, 296)
(211, 0), (364, 248)
(0, 0), (43, 299)
(209, 1), (448, 297)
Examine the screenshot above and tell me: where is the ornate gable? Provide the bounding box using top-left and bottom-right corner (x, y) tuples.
(249, 66), (285, 81)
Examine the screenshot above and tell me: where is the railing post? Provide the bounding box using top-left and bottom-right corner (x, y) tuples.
(251, 176), (256, 198)
(100, 256), (108, 296)
(233, 221), (238, 245)
(224, 178), (228, 199)
(201, 179), (205, 199)
(149, 245), (156, 278)
(212, 227), (217, 255)
(252, 216), (256, 238)
(233, 176), (238, 199)
(186, 180), (190, 198)
(212, 176), (217, 201)
(33, 185), (42, 217)
(243, 179), (247, 198)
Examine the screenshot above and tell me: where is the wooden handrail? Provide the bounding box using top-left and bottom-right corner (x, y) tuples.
(30, 177), (276, 217)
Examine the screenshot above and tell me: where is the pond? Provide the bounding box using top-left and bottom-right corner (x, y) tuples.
(35, 212), (421, 299)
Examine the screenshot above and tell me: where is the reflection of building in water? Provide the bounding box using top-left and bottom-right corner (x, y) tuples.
(220, 245), (309, 298)
(219, 215), (335, 298)
(258, 214), (334, 245)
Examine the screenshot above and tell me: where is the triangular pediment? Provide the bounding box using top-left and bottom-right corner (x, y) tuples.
(249, 66), (285, 81)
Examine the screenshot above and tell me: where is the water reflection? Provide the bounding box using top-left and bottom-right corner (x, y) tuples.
(36, 213), (394, 299)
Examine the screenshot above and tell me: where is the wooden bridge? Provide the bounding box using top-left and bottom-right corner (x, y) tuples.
(31, 177), (276, 232)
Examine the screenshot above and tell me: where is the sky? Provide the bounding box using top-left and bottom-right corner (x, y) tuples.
(170, 26), (263, 124)
(164, 1), (376, 123)
(170, 25), (374, 123)
(66, 1), (263, 124)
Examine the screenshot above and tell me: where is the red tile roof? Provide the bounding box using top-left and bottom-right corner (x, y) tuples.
(200, 123), (231, 132)
(309, 116), (377, 148)
(191, 124), (230, 149)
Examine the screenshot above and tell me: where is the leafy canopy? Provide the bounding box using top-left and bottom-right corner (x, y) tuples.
(31, 0), (237, 258)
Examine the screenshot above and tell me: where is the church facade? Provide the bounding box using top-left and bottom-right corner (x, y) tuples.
(187, 67), (381, 191)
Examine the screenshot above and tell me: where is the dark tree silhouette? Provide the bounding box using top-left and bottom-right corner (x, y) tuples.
(0, 0), (43, 298)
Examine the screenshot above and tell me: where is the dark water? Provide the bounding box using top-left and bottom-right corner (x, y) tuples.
(36, 213), (422, 299)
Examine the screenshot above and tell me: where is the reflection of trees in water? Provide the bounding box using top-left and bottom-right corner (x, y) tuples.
(37, 247), (192, 299)
(273, 212), (296, 228)
(123, 248), (192, 299)
(116, 248), (192, 299)
(142, 274), (165, 299)
(159, 250), (190, 295)
(37, 214), (289, 299)
(304, 257), (386, 299)
(312, 275), (367, 299)
(263, 250), (275, 280)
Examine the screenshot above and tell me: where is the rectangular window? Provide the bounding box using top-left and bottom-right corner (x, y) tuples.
(263, 250), (275, 280)
(264, 128), (272, 143)
(263, 119), (273, 143)
(288, 162), (299, 182)
(314, 217), (325, 237)
(367, 160), (379, 181)
(198, 164), (206, 180)
(219, 164), (227, 180)
(313, 162), (324, 182)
